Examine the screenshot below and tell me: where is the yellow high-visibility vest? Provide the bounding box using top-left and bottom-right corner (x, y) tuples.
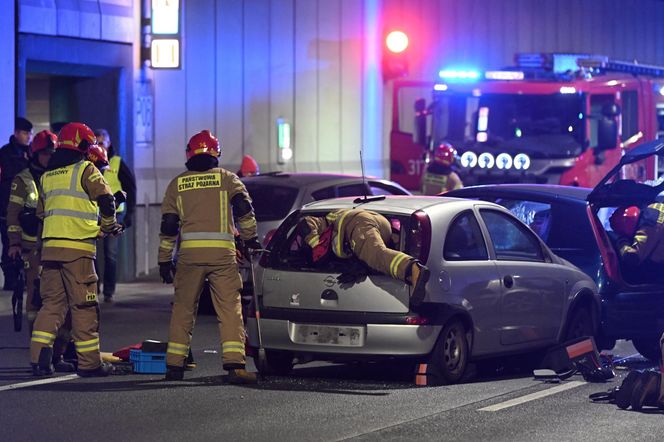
(41, 160), (99, 253)
(105, 156), (124, 213)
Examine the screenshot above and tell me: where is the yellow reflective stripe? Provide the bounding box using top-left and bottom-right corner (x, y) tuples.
(220, 191), (228, 233)
(222, 341), (245, 354)
(9, 195), (24, 204)
(76, 345), (100, 353)
(31, 337), (54, 345)
(238, 217), (254, 229)
(167, 342), (189, 356)
(307, 234), (319, 247)
(390, 253), (409, 278)
(180, 239), (235, 249)
(32, 330), (56, 339)
(76, 338), (100, 346)
(334, 211), (352, 256)
(7, 225), (21, 232)
(176, 195), (183, 219)
(22, 233), (37, 242)
(160, 239), (176, 250)
(43, 239), (96, 253)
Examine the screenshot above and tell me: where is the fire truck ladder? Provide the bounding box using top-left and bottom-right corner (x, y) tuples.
(578, 56), (664, 78)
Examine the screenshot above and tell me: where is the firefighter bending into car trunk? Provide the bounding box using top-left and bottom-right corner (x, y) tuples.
(30, 122), (123, 377)
(610, 204), (664, 409)
(159, 130), (261, 384)
(299, 209), (430, 305)
(420, 143), (463, 195)
(9, 130), (75, 372)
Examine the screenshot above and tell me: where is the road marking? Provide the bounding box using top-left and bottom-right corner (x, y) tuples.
(0, 374), (78, 392)
(478, 381), (586, 412)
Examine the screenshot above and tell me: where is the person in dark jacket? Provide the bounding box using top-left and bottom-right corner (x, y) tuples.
(0, 117), (33, 290)
(92, 129), (136, 302)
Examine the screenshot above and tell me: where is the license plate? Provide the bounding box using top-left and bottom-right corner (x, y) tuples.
(292, 324), (365, 347)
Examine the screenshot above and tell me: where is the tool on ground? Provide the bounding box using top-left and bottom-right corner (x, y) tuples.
(248, 248), (269, 374)
(11, 258), (25, 332)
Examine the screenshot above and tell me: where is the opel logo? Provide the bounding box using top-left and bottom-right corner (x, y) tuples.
(324, 276), (337, 287)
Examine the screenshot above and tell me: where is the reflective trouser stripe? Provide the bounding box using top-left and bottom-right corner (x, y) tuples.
(222, 341), (245, 355)
(307, 235), (319, 247)
(75, 338), (100, 353)
(9, 195), (24, 204)
(167, 342), (189, 356)
(180, 232), (235, 241)
(43, 239), (96, 253)
(238, 217), (254, 229)
(180, 239), (235, 249)
(31, 330), (56, 345)
(160, 239), (176, 250)
(389, 253), (410, 278)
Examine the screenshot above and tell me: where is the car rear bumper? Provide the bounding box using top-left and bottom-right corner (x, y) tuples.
(246, 318), (441, 356)
(601, 295), (664, 338)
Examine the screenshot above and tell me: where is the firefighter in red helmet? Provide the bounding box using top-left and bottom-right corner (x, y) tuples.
(159, 130), (260, 383)
(7, 130), (77, 371)
(420, 143), (463, 195)
(237, 154), (259, 178)
(29, 122), (123, 377)
(610, 204), (664, 267)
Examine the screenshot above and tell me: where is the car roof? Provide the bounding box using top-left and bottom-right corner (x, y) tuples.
(447, 184), (591, 203)
(242, 172), (394, 187)
(301, 195), (483, 214)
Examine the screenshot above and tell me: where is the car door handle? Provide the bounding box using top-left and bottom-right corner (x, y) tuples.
(503, 275), (514, 288)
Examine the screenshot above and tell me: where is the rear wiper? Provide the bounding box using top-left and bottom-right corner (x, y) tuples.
(353, 195), (386, 205)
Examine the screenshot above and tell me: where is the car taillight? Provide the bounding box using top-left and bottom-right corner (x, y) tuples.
(406, 316), (429, 325)
(408, 210), (431, 264)
(587, 205), (621, 283)
(263, 229), (276, 247)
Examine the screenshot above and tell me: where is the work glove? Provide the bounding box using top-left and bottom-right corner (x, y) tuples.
(243, 237), (262, 258)
(101, 222), (124, 237)
(159, 261), (175, 284)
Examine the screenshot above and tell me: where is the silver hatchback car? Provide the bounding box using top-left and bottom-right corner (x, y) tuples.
(246, 196), (600, 384)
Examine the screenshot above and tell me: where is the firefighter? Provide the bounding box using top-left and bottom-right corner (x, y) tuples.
(159, 130), (260, 384)
(94, 128), (136, 302)
(609, 204), (664, 268)
(299, 209), (430, 305)
(29, 122), (123, 377)
(420, 143), (463, 195)
(236, 154), (259, 178)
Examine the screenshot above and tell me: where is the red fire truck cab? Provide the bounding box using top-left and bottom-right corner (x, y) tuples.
(390, 54), (664, 191)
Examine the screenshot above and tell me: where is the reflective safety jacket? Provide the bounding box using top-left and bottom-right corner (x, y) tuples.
(303, 208), (382, 259)
(618, 202), (664, 266)
(159, 167), (258, 265)
(420, 169), (463, 195)
(7, 168), (40, 245)
(39, 160), (111, 261)
(105, 156), (124, 213)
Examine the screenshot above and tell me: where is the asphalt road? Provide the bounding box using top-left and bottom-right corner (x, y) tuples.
(1, 282), (662, 442)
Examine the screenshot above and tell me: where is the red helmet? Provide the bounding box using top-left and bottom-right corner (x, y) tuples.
(30, 130), (57, 156)
(87, 143), (109, 171)
(433, 143), (456, 166)
(57, 122), (97, 152)
(240, 155), (259, 176)
(186, 130), (220, 160)
(609, 206), (640, 237)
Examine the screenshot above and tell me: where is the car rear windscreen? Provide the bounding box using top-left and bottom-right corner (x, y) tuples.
(245, 183), (299, 222)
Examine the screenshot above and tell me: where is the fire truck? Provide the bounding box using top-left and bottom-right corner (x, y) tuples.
(390, 53), (664, 190)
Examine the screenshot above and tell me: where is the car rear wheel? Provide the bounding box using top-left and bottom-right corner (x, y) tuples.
(632, 338), (662, 364)
(563, 306), (594, 342)
(259, 350), (294, 376)
(430, 319), (469, 385)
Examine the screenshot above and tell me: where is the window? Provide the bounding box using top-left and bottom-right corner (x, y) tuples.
(311, 186), (336, 201)
(337, 183), (370, 197)
(589, 94), (616, 149)
(444, 211), (488, 261)
(493, 199), (553, 242)
(369, 181), (409, 196)
(480, 210), (544, 262)
(621, 90), (639, 141)
(245, 184), (298, 222)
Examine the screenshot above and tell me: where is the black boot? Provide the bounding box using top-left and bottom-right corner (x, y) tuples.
(77, 362), (113, 377)
(631, 371), (661, 410)
(165, 365), (185, 381)
(32, 347), (54, 377)
(52, 355), (76, 373)
(407, 261), (430, 306)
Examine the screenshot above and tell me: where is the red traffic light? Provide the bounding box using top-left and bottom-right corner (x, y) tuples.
(385, 30), (409, 53)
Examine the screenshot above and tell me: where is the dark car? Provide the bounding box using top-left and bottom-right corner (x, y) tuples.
(446, 140), (664, 362)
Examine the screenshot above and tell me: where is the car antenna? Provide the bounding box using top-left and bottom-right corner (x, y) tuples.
(353, 147), (386, 205)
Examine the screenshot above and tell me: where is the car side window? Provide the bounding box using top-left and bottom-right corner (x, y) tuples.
(369, 181), (409, 196)
(480, 209), (544, 262)
(444, 211), (488, 261)
(493, 198), (552, 242)
(337, 183), (370, 197)
(311, 186), (336, 201)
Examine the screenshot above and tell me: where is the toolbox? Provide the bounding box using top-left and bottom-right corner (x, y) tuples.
(129, 349), (167, 374)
